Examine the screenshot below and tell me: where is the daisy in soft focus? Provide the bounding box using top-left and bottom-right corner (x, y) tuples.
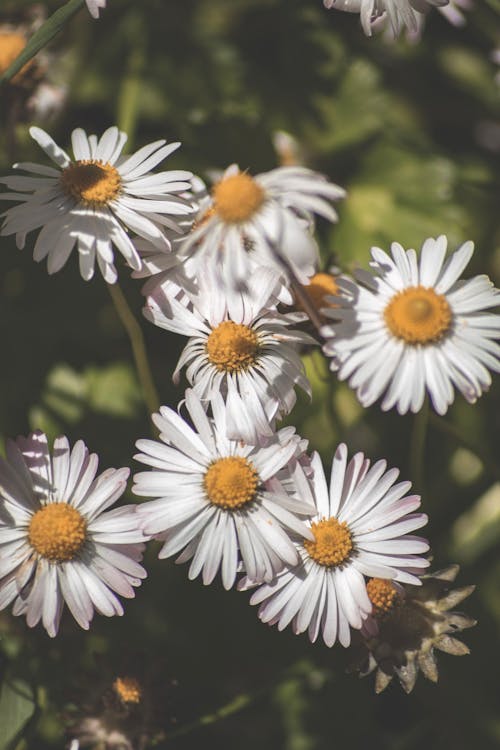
(133, 390), (315, 589)
(323, 0), (449, 36)
(86, 0), (107, 19)
(143, 266), (315, 444)
(0, 126), (193, 282)
(0, 431), (146, 637)
(176, 163), (345, 290)
(322, 236), (500, 415)
(240, 444), (429, 647)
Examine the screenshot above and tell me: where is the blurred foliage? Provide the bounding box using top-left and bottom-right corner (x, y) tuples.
(1, 0), (500, 749)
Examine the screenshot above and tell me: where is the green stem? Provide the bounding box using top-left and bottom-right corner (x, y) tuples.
(116, 16), (146, 147)
(410, 398), (429, 495)
(0, 0), (85, 85)
(107, 282), (160, 416)
(162, 692), (254, 743)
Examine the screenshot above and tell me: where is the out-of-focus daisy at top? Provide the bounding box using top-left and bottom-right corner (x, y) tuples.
(0, 431), (146, 637)
(86, 0), (107, 19)
(240, 444), (429, 647)
(144, 265), (315, 444)
(322, 236), (500, 415)
(0, 126), (193, 283)
(323, 0), (449, 36)
(176, 163), (345, 291)
(133, 389), (316, 589)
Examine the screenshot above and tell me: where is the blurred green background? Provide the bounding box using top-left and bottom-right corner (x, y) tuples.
(1, 0), (500, 748)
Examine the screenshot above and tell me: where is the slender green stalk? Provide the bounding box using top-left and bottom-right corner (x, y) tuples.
(161, 692), (254, 743)
(410, 398), (429, 495)
(0, 0), (84, 86)
(107, 282), (160, 416)
(116, 16), (146, 148)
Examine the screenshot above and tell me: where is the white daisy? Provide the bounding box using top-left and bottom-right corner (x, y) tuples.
(86, 0), (107, 19)
(240, 444), (429, 647)
(0, 431), (146, 637)
(176, 163), (345, 290)
(0, 126), (193, 283)
(144, 265), (315, 444)
(133, 389), (315, 590)
(322, 236), (500, 415)
(323, 0), (448, 36)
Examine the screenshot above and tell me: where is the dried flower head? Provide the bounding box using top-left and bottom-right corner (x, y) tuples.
(350, 565), (476, 693)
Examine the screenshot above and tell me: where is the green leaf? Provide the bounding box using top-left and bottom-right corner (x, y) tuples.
(0, 679), (36, 750)
(0, 0), (84, 85)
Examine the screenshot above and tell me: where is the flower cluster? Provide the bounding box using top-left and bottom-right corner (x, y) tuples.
(0, 116), (492, 668)
(0, 2), (491, 706)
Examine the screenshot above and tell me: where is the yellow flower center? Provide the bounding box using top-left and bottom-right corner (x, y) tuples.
(299, 272), (339, 313)
(384, 286), (452, 345)
(28, 503), (87, 562)
(304, 517), (353, 567)
(0, 32), (34, 82)
(366, 578), (400, 616)
(60, 160), (121, 207)
(203, 456), (259, 510)
(112, 676), (142, 705)
(212, 172), (265, 223)
(206, 321), (260, 373)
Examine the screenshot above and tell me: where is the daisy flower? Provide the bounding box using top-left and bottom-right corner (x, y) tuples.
(133, 390), (315, 589)
(0, 431), (146, 637)
(144, 266), (315, 444)
(0, 126), (193, 283)
(323, 0), (448, 37)
(86, 0), (107, 19)
(322, 236), (500, 415)
(240, 444), (429, 647)
(176, 163), (345, 290)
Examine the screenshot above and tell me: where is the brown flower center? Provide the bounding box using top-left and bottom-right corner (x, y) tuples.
(60, 160), (121, 206)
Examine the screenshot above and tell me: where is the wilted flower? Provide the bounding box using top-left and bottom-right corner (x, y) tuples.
(350, 565), (476, 693)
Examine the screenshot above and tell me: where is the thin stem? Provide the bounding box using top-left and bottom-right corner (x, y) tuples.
(107, 282), (160, 416)
(289, 277), (324, 333)
(161, 692), (254, 743)
(410, 398), (429, 495)
(116, 12), (146, 147)
(0, 0), (84, 85)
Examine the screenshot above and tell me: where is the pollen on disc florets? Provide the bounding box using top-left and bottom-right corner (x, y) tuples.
(203, 456), (259, 510)
(304, 517), (353, 567)
(60, 160), (122, 207)
(384, 286), (452, 345)
(206, 321), (260, 374)
(112, 676), (142, 705)
(212, 172), (265, 224)
(28, 502), (87, 562)
(367, 578), (401, 617)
